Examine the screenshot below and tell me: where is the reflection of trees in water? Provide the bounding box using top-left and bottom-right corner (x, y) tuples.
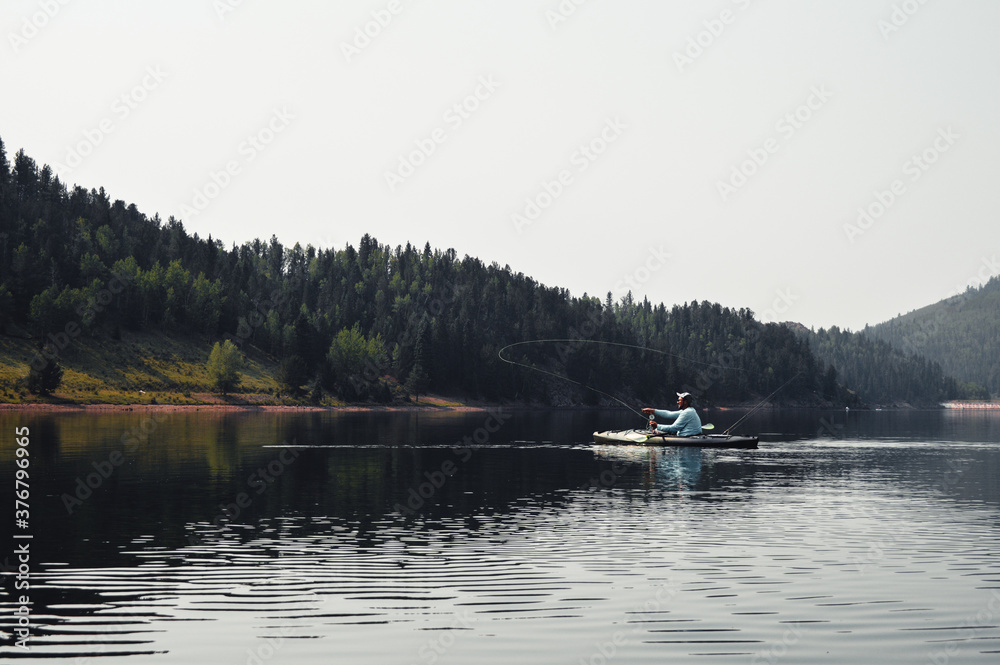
(16, 409), (1000, 574)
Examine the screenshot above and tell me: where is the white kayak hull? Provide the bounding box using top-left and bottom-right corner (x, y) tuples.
(593, 429), (759, 448)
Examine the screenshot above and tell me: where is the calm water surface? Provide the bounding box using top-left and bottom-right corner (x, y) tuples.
(1, 408), (998, 664)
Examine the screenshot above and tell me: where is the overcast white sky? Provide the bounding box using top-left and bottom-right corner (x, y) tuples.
(3, 0), (999, 331)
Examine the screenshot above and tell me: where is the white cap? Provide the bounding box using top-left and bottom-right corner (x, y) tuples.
(677, 392), (692, 399)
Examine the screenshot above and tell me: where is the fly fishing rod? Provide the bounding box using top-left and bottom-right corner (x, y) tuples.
(497, 342), (647, 420)
(723, 372), (801, 435)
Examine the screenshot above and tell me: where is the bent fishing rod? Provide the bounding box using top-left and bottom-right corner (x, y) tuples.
(497, 342), (647, 420)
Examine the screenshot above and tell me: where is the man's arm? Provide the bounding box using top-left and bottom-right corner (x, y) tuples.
(653, 409), (684, 433)
(655, 409), (696, 434)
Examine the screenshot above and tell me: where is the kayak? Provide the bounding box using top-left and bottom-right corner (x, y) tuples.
(593, 429), (759, 449)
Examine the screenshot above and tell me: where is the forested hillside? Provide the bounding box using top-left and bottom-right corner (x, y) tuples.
(793, 326), (978, 407)
(0, 136), (973, 407)
(863, 278), (1000, 397)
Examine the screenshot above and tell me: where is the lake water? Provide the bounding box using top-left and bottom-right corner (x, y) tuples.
(1, 407), (999, 664)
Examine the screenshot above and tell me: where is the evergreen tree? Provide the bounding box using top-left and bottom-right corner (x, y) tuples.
(278, 355), (309, 397)
(406, 360), (429, 403)
(406, 320), (430, 402)
(0, 135), (982, 407)
(0, 135), (10, 214)
(309, 379), (323, 404)
(25, 355), (63, 396)
(0, 284), (13, 333)
(821, 364), (839, 399)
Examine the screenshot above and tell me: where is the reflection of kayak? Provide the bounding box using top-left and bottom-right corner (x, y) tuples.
(593, 429), (758, 449)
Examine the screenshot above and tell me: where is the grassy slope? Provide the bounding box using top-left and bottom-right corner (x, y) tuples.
(0, 329), (285, 405)
(0, 329), (465, 406)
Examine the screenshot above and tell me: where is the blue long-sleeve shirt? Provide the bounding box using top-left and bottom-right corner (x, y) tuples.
(653, 407), (703, 436)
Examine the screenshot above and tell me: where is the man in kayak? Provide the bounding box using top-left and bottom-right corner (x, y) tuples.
(642, 392), (703, 437)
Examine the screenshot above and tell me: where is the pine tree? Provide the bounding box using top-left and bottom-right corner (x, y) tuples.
(278, 355), (308, 397)
(0, 135), (10, 211)
(406, 320), (430, 402)
(25, 356), (63, 396)
(0, 137), (983, 406)
(406, 360), (429, 403)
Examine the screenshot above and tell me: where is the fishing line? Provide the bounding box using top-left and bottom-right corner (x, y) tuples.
(499, 339), (748, 372)
(497, 338), (746, 423)
(723, 372), (801, 435)
(498, 346), (646, 420)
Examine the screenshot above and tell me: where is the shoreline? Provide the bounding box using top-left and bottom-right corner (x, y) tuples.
(0, 402), (505, 413)
(0, 402), (959, 413)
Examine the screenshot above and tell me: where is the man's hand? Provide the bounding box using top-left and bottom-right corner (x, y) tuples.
(641, 408), (654, 416)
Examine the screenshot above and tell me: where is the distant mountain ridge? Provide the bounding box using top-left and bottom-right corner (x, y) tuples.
(862, 275), (1000, 397)
(786, 324), (971, 407)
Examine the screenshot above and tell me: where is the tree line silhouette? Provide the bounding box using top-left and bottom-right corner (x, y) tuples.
(0, 136), (976, 406)
(863, 279), (999, 398)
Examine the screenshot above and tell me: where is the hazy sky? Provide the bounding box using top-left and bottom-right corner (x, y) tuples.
(3, 0), (999, 331)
